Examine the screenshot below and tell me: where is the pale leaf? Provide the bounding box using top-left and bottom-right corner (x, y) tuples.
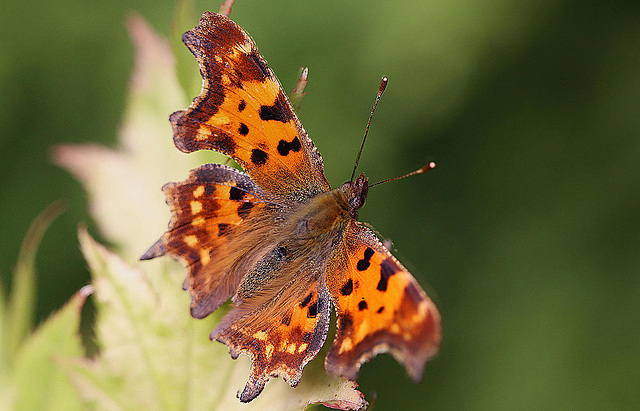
(52, 13), (220, 263)
(64, 229), (366, 411)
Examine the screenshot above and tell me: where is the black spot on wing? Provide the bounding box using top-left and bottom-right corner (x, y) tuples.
(307, 301), (318, 318)
(300, 292), (313, 308)
(277, 137), (302, 156)
(238, 123), (249, 136)
(229, 186), (245, 201)
(250, 148), (268, 166)
(212, 133), (238, 156)
(237, 202), (254, 219)
(356, 247), (375, 271)
(340, 279), (353, 296)
(377, 259), (399, 292)
(358, 300), (368, 311)
(376, 306), (385, 313)
(238, 100), (246, 112)
(259, 91), (293, 123)
(218, 223), (231, 236)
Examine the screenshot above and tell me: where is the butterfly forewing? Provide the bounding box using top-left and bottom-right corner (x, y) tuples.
(170, 12), (330, 200)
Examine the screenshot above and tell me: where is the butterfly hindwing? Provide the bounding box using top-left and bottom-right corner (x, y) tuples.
(171, 12), (330, 199)
(211, 276), (331, 402)
(324, 222), (441, 382)
(142, 163), (277, 319)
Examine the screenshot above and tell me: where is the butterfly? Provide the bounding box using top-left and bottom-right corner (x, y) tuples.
(142, 11), (441, 402)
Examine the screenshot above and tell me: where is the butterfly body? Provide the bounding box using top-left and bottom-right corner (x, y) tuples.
(143, 11), (441, 403)
(231, 187), (348, 305)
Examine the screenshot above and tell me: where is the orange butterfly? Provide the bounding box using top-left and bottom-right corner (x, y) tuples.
(142, 11), (441, 402)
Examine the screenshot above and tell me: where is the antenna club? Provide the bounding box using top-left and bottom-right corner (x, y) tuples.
(378, 77), (388, 94)
(416, 161), (436, 174)
(369, 160), (437, 187)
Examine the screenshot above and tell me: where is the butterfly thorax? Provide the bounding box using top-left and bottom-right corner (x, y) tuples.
(288, 172), (368, 241)
(233, 187), (352, 303)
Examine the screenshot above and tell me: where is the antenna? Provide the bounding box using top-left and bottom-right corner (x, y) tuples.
(350, 76), (388, 182)
(369, 161), (436, 187)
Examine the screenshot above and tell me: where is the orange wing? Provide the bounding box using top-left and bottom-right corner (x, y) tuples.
(211, 277), (331, 402)
(171, 12), (330, 200)
(324, 222), (441, 382)
(141, 163), (275, 319)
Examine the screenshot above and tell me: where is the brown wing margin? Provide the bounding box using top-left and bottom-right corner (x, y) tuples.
(170, 12), (330, 200)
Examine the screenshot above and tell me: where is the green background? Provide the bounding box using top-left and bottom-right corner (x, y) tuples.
(1, 0), (639, 409)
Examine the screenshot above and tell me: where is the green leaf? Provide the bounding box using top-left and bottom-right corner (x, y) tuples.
(11, 286), (89, 410)
(170, 0), (201, 98)
(0, 281), (12, 411)
(64, 229), (366, 411)
(0, 202), (78, 410)
(5, 201), (65, 364)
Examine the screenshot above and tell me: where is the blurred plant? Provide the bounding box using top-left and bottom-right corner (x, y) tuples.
(290, 66), (309, 109)
(0, 7), (368, 411)
(0, 202), (87, 410)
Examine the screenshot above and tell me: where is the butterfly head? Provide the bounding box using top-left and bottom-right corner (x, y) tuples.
(340, 172), (369, 220)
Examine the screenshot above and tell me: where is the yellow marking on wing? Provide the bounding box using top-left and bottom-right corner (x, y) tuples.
(286, 344), (297, 355)
(417, 301), (429, 317)
(193, 186), (205, 198)
(184, 235), (198, 247)
(199, 248), (210, 265)
(236, 41), (252, 55)
(190, 201), (202, 214)
(338, 337), (353, 354)
(192, 216), (205, 226)
(297, 343), (308, 353)
(197, 124), (212, 140)
(265, 343), (274, 361)
(253, 330), (268, 341)
(206, 113), (230, 128)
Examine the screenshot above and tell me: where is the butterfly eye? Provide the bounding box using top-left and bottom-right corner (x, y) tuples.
(350, 195), (366, 211)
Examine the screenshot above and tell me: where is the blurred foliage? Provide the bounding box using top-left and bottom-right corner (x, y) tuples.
(1, 0), (639, 409)
(59, 229), (365, 410)
(0, 204), (85, 410)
